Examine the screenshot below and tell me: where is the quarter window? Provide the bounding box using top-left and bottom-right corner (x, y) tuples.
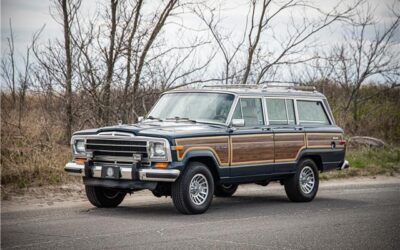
(266, 99), (296, 125)
(297, 100), (330, 125)
(232, 98), (264, 127)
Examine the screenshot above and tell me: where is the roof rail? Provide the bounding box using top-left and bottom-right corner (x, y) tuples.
(202, 83), (316, 91)
(202, 84), (261, 89)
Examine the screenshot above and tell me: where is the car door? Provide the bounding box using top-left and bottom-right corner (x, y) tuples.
(265, 98), (306, 173)
(229, 97), (274, 177)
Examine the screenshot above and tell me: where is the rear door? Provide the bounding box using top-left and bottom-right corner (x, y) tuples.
(229, 97), (274, 177)
(265, 98), (306, 173)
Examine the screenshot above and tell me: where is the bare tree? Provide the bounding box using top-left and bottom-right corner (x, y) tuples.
(60, 0), (81, 140)
(296, 3), (400, 133)
(1, 19), (17, 105)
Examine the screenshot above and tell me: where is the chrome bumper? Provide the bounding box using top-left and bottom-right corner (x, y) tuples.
(64, 162), (180, 182)
(340, 160), (350, 170)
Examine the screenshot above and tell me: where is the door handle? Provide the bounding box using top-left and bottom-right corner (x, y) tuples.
(262, 127), (271, 131)
(294, 127), (304, 131)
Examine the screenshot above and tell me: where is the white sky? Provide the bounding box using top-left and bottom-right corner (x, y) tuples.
(1, 0), (399, 80)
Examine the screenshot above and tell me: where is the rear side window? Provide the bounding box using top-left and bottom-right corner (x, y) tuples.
(232, 98), (264, 127)
(266, 99), (296, 125)
(297, 100), (330, 125)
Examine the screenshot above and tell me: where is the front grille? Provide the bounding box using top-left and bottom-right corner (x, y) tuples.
(86, 139), (150, 167)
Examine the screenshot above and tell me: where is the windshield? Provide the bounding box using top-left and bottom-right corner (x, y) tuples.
(147, 92), (235, 124)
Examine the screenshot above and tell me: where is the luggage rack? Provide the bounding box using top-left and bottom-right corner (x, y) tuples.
(202, 82), (316, 92)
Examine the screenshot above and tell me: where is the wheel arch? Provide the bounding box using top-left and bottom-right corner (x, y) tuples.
(180, 150), (223, 183)
(297, 151), (323, 172)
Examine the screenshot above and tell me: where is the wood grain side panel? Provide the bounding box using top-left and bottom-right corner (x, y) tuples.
(307, 133), (344, 149)
(274, 133), (306, 162)
(175, 136), (230, 165)
(231, 135), (274, 165)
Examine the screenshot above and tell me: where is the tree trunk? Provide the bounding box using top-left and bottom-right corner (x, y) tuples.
(62, 0), (73, 142)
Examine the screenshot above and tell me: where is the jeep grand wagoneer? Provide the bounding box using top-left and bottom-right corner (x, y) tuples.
(65, 85), (349, 214)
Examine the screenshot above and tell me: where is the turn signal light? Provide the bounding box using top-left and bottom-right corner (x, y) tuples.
(174, 145), (184, 151)
(154, 162), (168, 169)
(75, 158), (86, 165)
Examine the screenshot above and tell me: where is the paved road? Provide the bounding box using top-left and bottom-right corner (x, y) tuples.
(2, 178), (400, 250)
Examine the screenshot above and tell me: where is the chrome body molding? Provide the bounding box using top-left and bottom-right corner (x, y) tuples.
(64, 162), (180, 182)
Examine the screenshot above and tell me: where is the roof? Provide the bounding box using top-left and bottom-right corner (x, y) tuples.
(166, 85), (326, 99)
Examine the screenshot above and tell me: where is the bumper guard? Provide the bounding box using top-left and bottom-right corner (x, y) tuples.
(64, 162), (180, 182)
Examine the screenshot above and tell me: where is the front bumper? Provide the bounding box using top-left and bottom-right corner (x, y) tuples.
(64, 162), (180, 182)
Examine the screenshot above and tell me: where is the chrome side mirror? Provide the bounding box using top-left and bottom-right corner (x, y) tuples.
(231, 119), (245, 127)
(138, 116), (144, 122)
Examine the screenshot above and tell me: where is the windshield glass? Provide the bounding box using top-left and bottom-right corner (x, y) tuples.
(147, 92), (235, 124)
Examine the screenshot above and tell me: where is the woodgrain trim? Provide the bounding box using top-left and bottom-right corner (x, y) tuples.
(274, 133), (306, 163)
(306, 133), (345, 149)
(175, 136), (230, 166)
(230, 134), (274, 166)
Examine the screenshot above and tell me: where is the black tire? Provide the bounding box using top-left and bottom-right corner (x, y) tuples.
(214, 184), (238, 197)
(171, 162), (214, 214)
(85, 185), (126, 208)
(284, 158), (319, 202)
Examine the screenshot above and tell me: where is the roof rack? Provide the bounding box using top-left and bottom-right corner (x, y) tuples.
(202, 83), (316, 92)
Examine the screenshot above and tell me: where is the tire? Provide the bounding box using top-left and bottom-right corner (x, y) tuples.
(171, 162), (214, 214)
(284, 158), (319, 202)
(85, 185), (126, 208)
(214, 184), (238, 197)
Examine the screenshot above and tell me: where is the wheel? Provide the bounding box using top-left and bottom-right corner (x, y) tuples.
(85, 185), (126, 208)
(171, 162), (214, 214)
(284, 158), (319, 202)
(214, 184), (238, 197)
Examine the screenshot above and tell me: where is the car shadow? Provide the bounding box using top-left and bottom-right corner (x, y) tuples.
(79, 192), (367, 220)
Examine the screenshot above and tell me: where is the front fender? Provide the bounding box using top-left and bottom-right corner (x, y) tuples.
(169, 149), (229, 178)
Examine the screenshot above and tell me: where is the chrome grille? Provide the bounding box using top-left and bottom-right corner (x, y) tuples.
(86, 139), (150, 167)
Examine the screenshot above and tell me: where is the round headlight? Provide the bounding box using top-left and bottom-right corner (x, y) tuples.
(74, 140), (85, 154)
(150, 142), (166, 158)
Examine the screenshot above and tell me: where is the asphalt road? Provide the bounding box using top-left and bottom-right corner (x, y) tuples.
(2, 178), (400, 250)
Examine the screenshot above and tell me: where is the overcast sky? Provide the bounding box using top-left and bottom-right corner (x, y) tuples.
(1, 0), (399, 78)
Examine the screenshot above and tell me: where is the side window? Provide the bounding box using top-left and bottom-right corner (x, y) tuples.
(266, 99), (296, 125)
(232, 98), (264, 127)
(297, 100), (330, 125)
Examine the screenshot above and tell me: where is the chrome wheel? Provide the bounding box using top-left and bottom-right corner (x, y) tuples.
(189, 173), (209, 205)
(299, 166), (315, 194)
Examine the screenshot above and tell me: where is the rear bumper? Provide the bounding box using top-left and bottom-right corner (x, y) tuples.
(64, 162), (180, 182)
(339, 160), (350, 170)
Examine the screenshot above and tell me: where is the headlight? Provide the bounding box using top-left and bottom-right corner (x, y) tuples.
(74, 139), (85, 154)
(149, 142), (166, 158)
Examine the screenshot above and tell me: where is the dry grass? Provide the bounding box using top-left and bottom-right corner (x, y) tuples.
(1, 106), (78, 199)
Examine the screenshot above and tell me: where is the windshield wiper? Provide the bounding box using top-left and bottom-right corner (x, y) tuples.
(146, 116), (163, 122)
(165, 116), (197, 123)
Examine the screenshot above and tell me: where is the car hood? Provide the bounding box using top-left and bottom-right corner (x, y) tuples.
(73, 121), (228, 139)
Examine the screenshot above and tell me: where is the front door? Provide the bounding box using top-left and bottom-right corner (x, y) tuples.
(229, 98), (274, 177)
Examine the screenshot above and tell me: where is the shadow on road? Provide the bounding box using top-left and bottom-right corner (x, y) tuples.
(79, 193), (367, 219)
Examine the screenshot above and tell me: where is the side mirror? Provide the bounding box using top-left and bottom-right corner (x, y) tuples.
(231, 119), (245, 127)
(138, 116), (144, 122)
